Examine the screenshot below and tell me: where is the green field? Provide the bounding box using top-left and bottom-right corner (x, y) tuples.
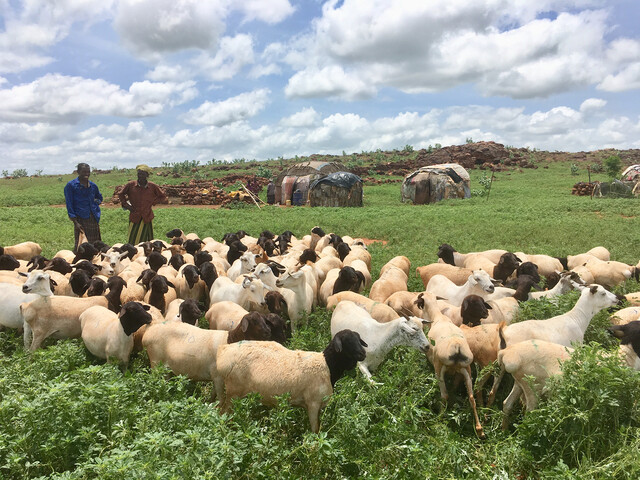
(1, 161), (640, 479)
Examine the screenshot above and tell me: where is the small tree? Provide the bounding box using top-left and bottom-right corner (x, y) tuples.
(603, 155), (621, 179)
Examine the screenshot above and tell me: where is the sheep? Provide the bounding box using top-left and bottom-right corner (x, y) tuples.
(143, 275), (177, 315)
(0, 242), (42, 261)
(425, 270), (496, 306)
(348, 259), (372, 289)
(216, 329), (368, 433)
(265, 290), (288, 319)
(143, 311), (273, 401)
(327, 291), (400, 323)
(0, 254), (20, 271)
(227, 251), (259, 281)
(209, 276), (267, 311)
(513, 252), (564, 278)
(20, 283), (109, 351)
(527, 271), (583, 300)
(330, 301), (430, 383)
(98, 251), (129, 277)
(145, 251), (167, 272)
(608, 321), (640, 370)
(369, 266), (409, 303)
(318, 266), (365, 306)
(164, 298), (202, 325)
(557, 246), (611, 270)
(275, 269), (314, 332)
(437, 243), (507, 267)
(416, 291), (486, 439)
(73, 242), (100, 263)
(609, 306), (640, 325)
(499, 284), (619, 347)
(205, 301), (250, 331)
(80, 303), (152, 368)
(384, 291), (423, 318)
(0, 271), (55, 336)
(417, 263), (473, 288)
(496, 339), (573, 429)
(582, 261), (637, 289)
(342, 245), (372, 271)
(69, 269), (94, 297)
(26, 255), (49, 272)
(174, 264), (206, 302)
(380, 256), (411, 278)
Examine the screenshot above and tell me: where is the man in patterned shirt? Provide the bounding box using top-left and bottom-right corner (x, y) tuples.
(118, 164), (167, 244)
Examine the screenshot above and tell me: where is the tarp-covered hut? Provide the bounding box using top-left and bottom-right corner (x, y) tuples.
(401, 163), (470, 204)
(275, 161), (346, 205)
(621, 165), (640, 182)
(309, 172), (363, 207)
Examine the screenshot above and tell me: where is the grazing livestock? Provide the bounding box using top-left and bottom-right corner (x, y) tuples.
(330, 301), (430, 383)
(216, 329), (367, 433)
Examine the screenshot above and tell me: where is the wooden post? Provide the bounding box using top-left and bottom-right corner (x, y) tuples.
(241, 184), (263, 209)
(486, 168), (496, 201)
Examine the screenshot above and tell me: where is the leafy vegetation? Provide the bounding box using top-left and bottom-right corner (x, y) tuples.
(0, 159), (639, 478)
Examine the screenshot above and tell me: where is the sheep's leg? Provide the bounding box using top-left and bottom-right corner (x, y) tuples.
(437, 367), (449, 411)
(521, 383), (539, 412)
(213, 377), (225, 405)
(501, 382), (523, 430)
(29, 329), (46, 351)
(487, 367), (506, 406)
(307, 401), (321, 433)
(358, 362), (381, 386)
(23, 321), (32, 350)
(461, 367), (485, 439)
(474, 368), (494, 407)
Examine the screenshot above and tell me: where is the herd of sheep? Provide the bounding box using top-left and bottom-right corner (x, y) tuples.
(1, 229), (639, 437)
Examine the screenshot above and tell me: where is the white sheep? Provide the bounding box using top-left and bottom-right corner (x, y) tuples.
(216, 329), (368, 433)
(275, 269), (314, 332)
(417, 263), (473, 288)
(80, 303), (152, 368)
(326, 291), (401, 323)
(425, 270), (496, 306)
(227, 251), (259, 281)
(330, 301), (430, 383)
(209, 276), (267, 310)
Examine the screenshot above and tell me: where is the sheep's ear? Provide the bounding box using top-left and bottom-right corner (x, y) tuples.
(515, 256), (523, 263)
(100, 252), (107, 258)
(484, 301), (492, 310)
(142, 304), (151, 311)
(421, 319), (432, 325)
(118, 251), (129, 260)
(18, 271), (28, 277)
(240, 316), (249, 332)
(50, 279), (58, 286)
(590, 285), (598, 294)
(359, 338), (368, 348)
(414, 293), (424, 309)
(333, 335), (343, 352)
(166, 281), (176, 289)
(241, 277), (251, 288)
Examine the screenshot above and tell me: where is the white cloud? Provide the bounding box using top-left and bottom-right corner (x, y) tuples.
(274, 1), (639, 100)
(115, 0), (226, 57)
(580, 98), (607, 113)
(280, 107), (320, 127)
(193, 34), (255, 82)
(285, 65), (376, 100)
(180, 88), (271, 126)
(0, 0), (115, 73)
(234, 0), (295, 24)
(598, 63), (640, 92)
(0, 74), (198, 123)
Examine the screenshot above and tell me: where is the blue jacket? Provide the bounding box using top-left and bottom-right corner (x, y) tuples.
(64, 177), (103, 221)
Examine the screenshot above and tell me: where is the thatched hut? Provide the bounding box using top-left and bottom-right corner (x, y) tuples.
(275, 161), (346, 205)
(401, 163), (470, 204)
(309, 172), (363, 207)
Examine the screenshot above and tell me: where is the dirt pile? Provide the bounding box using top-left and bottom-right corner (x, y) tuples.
(111, 176), (269, 206)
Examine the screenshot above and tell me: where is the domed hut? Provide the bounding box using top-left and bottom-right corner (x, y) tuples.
(275, 160), (346, 205)
(309, 172), (363, 207)
(401, 163), (470, 204)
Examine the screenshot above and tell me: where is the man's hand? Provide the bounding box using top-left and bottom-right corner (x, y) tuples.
(71, 217), (81, 229)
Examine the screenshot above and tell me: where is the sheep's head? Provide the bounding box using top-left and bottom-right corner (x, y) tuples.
(470, 270), (495, 293)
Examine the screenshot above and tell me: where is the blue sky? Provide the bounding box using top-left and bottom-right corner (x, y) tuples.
(1, 0), (639, 174)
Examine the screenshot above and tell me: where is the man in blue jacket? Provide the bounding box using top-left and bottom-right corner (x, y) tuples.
(64, 163), (103, 252)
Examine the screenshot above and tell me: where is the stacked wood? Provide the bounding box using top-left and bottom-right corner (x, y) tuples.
(572, 182), (598, 196)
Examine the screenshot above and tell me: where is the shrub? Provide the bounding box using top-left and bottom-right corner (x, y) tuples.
(590, 162), (603, 173)
(403, 144), (414, 153)
(11, 168), (28, 178)
(257, 165), (272, 179)
(603, 155), (622, 179)
(516, 343), (640, 468)
(570, 163), (579, 175)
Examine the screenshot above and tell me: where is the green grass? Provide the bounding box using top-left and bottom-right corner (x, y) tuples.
(1, 161), (640, 479)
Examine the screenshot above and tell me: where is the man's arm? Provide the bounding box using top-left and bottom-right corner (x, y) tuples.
(64, 182), (81, 229)
(154, 184), (168, 204)
(94, 183), (103, 204)
(119, 183), (133, 211)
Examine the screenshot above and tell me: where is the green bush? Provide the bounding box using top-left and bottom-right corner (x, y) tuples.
(603, 155), (622, 179)
(517, 344), (640, 468)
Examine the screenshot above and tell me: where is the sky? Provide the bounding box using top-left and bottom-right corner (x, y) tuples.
(1, 0), (640, 175)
